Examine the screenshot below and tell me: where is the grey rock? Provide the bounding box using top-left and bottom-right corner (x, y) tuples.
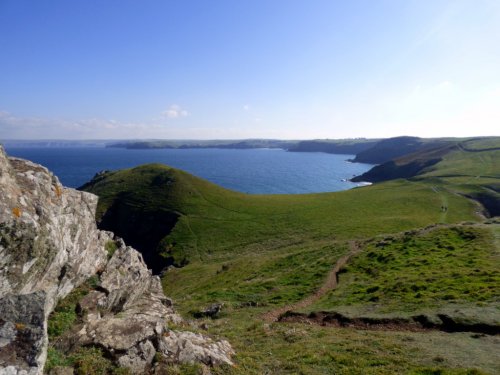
(76, 245), (182, 352)
(0, 323), (17, 349)
(0, 293), (46, 372)
(0, 146), (233, 374)
(0, 146), (109, 374)
(159, 331), (234, 366)
(117, 339), (156, 374)
(0, 366), (38, 375)
(194, 303), (224, 319)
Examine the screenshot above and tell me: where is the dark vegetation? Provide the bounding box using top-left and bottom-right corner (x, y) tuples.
(99, 197), (179, 272)
(286, 139), (378, 154)
(80, 165), (183, 273)
(107, 139), (295, 150)
(467, 189), (500, 217)
(351, 158), (442, 183)
(48, 276), (100, 339)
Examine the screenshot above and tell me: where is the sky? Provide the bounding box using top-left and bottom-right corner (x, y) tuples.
(1, 0), (499, 140)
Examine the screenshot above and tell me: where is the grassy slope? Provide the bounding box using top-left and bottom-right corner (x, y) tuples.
(83, 137), (499, 374)
(308, 223), (500, 318)
(417, 138), (500, 219)
(420, 138), (500, 180)
(162, 179), (475, 309)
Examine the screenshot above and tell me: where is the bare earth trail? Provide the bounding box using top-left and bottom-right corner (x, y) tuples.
(261, 223), (500, 335)
(262, 240), (362, 323)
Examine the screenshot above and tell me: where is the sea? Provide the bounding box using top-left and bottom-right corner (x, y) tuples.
(4, 147), (374, 194)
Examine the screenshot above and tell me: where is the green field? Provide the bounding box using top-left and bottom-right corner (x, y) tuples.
(309, 223), (500, 317)
(80, 137), (500, 374)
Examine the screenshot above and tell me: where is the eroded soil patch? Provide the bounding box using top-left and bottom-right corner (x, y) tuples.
(278, 311), (500, 335)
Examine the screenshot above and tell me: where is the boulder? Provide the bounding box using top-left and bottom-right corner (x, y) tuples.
(159, 331), (234, 366)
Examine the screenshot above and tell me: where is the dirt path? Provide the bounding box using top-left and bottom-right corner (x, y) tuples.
(278, 311), (500, 335)
(262, 240), (362, 322)
(261, 222), (500, 334)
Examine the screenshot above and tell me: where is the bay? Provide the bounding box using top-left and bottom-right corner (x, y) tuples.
(4, 147), (374, 194)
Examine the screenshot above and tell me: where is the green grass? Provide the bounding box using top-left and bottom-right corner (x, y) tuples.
(80, 137), (500, 374)
(415, 138), (499, 191)
(84, 164), (477, 265)
(309, 224), (500, 315)
(202, 312), (498, 374)
(46, 275), (132, 375)
(154, 174), (476, 315)
(165, 242), (348, 314)
(422, 148), (500, 182)
(47, 275), (99, 338)
(105, 239), (118, 258)
(45, 347), (72, 372)
(45, 346), (130, 375)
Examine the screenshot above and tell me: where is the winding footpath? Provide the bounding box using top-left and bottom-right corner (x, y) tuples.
(262, 224), (500, 335)
(262, 240), (361, 323)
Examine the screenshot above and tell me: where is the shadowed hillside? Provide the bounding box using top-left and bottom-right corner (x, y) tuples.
(79, 165), (186, 273)
(351, 142), (458, 183)
(351, 136), (449, 164)
(287, 139), (378, 154)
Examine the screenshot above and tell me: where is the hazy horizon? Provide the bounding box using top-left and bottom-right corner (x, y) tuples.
(2, 135), (499, 143)
(1, 1), (500, 140)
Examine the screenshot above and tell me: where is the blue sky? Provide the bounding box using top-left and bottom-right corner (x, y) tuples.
(1, 0), (499, 139)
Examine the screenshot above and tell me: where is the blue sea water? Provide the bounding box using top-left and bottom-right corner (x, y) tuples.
(4, 147), (374, 194)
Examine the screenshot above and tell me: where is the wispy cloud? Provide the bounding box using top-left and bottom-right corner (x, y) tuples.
(162, 104), (188, 119)
(0, 111), (174, 139)
(0, 110), (297, 140)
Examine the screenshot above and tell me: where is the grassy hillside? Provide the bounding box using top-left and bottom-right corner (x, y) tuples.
(351, 136), (451, 164)
(82, 165), (475, 269)
(351, 142), (457, 183)
(309, 222), (500, 317)
(415, 138), (500, 218)
(353, 137), (500, 215)
(82, 137), (500, 374)
(287, 138), (379, 154)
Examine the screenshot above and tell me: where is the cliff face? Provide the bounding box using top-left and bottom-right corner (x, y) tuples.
(0, 146), (233, 374)
(0, 150), (108, 302)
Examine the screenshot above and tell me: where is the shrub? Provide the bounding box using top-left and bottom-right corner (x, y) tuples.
(105, 240), (118, 259)
(70, 347), (113, 375)
(45, 347), (71, 372)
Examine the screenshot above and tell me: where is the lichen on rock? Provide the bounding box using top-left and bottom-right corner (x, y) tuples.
(0, 146), (234, 374)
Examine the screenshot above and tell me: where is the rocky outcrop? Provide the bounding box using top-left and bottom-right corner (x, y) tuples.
(159, 331), (234, 366)
(0, 146), (234, 374)
(0, 147), (110, 374)
(73, 241), (183, 373)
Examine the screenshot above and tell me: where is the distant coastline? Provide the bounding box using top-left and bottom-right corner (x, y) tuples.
(2, 136), (491, 177)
